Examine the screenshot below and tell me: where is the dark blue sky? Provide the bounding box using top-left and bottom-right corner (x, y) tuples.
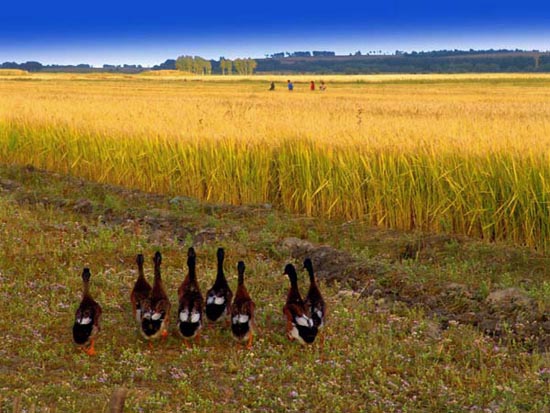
(1, 0), (549, 66)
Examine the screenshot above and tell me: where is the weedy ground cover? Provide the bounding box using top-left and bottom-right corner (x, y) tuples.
(0, 164), (548, 412)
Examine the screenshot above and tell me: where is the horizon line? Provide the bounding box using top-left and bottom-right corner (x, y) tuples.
(3, 47), (550, 68)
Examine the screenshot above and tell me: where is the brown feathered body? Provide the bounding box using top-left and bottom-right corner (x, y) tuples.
(205, 248), (233, 322)
(177, 247), (204, 339)
(283, 264), (318, 345)
(140, 252), (171, 341)
(130, 254), (152, 323)
(231, 261), (255, 347)
(73, 268), (102, 355)
(304, 258), (326, 330)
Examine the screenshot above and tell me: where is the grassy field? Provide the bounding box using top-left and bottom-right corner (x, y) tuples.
(2, 73), (550, 249)
(0, 73), (549, 411)
(0, 164), (548, 412)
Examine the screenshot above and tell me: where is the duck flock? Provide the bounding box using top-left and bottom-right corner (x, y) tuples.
(72, 247), (326, 355)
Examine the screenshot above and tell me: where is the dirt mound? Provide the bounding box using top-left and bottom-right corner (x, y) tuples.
(281, 237), (387, 287)
(486, 288), (536, 314)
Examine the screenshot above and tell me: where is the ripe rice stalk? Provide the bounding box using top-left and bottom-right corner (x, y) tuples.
(2, 75), (550, 249)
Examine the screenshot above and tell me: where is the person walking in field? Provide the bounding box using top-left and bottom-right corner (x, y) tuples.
(310, 81), (315, 91)
(319, 80), (326, 91)
(287, 80), (294, 91)
(269, 81), (275, 91)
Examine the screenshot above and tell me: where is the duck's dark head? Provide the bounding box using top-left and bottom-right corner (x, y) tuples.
(187, 247), (196, 267)
(136, 254), (144, 266)
(81, 267), (91, 283)
(284, 263), (298, 284)
(153, 251), (162, 266)
(216, 248), (225, 279)
(237, 260), (245, 284)
(303, 258), (314, 280)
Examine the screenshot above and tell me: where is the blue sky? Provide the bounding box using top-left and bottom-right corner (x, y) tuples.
(1, 0), (549, 66)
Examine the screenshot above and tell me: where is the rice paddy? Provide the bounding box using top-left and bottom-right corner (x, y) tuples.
(0, 75), (550, 249)
(1, 72), (550, 249)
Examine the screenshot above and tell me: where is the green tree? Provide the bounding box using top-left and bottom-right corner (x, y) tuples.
(175, 55), (193, 72)
(233, 58), (244, 75)
(176, 55), (212, 74)
(233, 58), (257, 75)
(246, 58), (257, 75)
(220, 58), (233, 75)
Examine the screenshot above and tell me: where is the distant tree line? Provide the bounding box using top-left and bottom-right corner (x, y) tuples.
(3, 49), (550, 74)
(232, 58), (257, 75)
(172, 56), (258, 75)
(402, 48), (543, 57)
(0, 61), (144, 73)
(175, 56), (212, 74)
(1, 61), (44, 71)
(267, 48), (547, 59)
(269, 51), (336, 58)
(256, 52), (550, 74)
(151, 59), (176, 70)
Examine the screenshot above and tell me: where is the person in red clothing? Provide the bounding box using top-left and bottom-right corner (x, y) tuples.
(310, 80), (315, 91)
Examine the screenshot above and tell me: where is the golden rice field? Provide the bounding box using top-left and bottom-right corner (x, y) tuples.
(2, 72), (550, 249)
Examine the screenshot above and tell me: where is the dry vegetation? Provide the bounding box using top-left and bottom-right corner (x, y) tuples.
(2, 73), (550, 250)
(0, 69), (29, 76)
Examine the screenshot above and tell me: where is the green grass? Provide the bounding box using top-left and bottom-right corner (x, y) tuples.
(0, 164), (549, 412)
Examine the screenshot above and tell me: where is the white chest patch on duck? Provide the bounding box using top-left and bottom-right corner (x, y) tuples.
(295, 315), (313, 328)
(77, 316), (92, 325)
(152, 312), (162, 321)
(232, 314), (249, 324)
(290, 326), (305, 343)
(179, 309), (189, 322)
(190, 311), (201, 323)
(315, 309), (324, 327)
(180, 310), (200, 323)
(207, 295), (225, 305)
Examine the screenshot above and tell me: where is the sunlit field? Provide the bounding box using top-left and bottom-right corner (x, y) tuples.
(1, 72), (550, 412)
(2, 72), (550, 249)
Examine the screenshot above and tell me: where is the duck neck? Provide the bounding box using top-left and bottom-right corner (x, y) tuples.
(289, 275), (299, 291)
(188, 257), (196, 283)
(154, 263), (162, 286)
(82, 280), (90, 298)
(81, 269), (91, 298)
(137, 266), (146, 283)
(215, 263), (225, 285)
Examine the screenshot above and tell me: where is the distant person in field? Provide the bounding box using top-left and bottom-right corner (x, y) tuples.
(319, 80), (326, 91)
(287, 80), (294, 91)
(269, 81), (275, 91)
(310, 81), (315, 91)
